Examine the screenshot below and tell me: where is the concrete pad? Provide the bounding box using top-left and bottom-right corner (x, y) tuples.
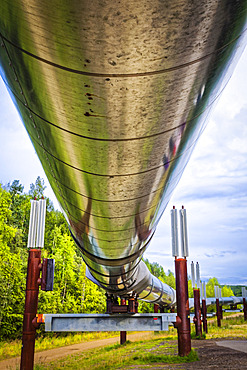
(216, 340), (247, 354)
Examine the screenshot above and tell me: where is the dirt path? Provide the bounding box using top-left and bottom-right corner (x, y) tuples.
(0, 332), (155, 370)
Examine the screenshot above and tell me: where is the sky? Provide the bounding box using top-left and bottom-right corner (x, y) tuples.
(1, 48), (247, 287)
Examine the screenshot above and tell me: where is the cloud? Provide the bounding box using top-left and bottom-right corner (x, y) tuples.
(204, 250), (237, 258)
(145, 251), (170, 257)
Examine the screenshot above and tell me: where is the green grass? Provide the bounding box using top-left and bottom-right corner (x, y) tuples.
(0, 331), (120, 361)
(33, 336), (198, 369)
(0, 327), (178, 361)
(1, 313), (246, 368)
(206, 314), (247, 339)
(189, 314), (247, 340)
(191, 331), (206, 340)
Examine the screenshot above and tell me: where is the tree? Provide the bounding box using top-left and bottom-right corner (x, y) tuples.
(206, 277), (220, 297)
(143, 258), (167, 282)
(29, 176), (46, 199)
(7, 180), (31, 251)
(221, 285), (234, 297)
(8, 179), (24, 196)
(0, 245), (25, 339)
(0, 185), (17, 246)
(0, 185), (25, 339)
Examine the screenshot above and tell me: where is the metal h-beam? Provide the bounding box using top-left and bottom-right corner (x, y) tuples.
(43, 313), (177, 332)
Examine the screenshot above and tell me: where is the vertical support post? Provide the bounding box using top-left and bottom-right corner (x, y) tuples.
(201, 281), (207, 333)
(120, 299), (127, 345)
(243, 288), (247, 321)
(160, 306), (165, 313)
(219, 288), (223, 320)
(215, 286), (221, 327)
(243, 298), (247, 321)
(216, 299), (221, 327)
(154, 304), (159, 313)
(135, 297), (139, 313)
(193, 289), (202, 337)
(128, 296), (136, 313)
(174, 258), (191, 356)
(220, 305), (223, 320)
(201, 299), (208, 333)
(153, 304), (159, 334)
(106, 294), (113, 313)
(20, 249), (41, 370)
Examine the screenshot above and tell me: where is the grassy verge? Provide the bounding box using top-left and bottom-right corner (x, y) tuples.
(0, 329), (178, 361)
(0, 331), (120, 361)
(206, 315), (247, 338)
(33, 336), (198, 369)
(190, 314), (247, 339)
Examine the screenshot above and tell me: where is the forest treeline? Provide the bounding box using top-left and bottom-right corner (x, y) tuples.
(0, 178), (236, 340)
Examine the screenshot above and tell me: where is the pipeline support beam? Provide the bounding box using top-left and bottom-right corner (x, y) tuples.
(120, 299), (127, 345)
(201, 299), (208, 333)
(216, 298), (221, 327)
(193, 289), (202, 338)
(20, 249), (41, 370)
(243, 298), (247, 321)
(174, 258), (191, 357)
(44, 313), (177, 332)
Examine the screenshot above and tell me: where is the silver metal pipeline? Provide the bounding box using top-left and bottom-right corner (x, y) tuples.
(0, 1), (247, 307)
(189, 296), (244, 309)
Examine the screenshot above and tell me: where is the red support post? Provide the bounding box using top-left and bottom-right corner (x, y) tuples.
(120, 299), (127, 345)
(154, 304), (159, 313)
(243, 298), (247, 321)
(216, 298), (221, 327)
(220, 304), (223, 320)
(201, 299), (208, 333)
(174, 258), (191, 357)
(106, 294), (113, 313)
(135, 297), (139, 313)
(128, 296), (136, 313)
(193, 288), (202, 337)
(20, 249), (41, 370)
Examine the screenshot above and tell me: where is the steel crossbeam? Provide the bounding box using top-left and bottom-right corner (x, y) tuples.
(44, 313), (177, 332)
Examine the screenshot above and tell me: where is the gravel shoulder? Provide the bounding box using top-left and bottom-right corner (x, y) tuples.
(124, 339), (247, 370)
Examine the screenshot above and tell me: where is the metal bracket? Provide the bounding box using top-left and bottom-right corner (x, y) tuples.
(41, 258), (55, 291)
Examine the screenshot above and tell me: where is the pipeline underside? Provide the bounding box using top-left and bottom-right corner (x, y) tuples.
(0, 1), (247, 306)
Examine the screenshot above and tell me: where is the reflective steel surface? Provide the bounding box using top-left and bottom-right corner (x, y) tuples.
(0, 1), (247, 305)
